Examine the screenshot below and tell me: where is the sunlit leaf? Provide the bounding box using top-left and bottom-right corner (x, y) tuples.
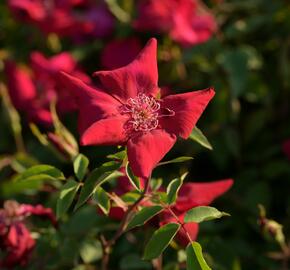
(186, 242), (211, 270)
(93, 187), (110, 215)
(126, 162), (141, 191)
(158, 157), (193, 167)
(189, 127), (213, 150)
(57, 179), (80, 219)
(143, 223), (180, 260)
(73, 153), (89, 181)
(184, 206), (230, 223)
(75, 161), (122, 210)
(127, 205), (163, 230)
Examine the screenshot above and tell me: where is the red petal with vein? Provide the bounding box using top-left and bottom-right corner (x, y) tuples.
(80, 116), (129, 146)
(160, 88), (215, 139)
(93, 38), (158, 102)
(58, 71), (121, 135)
(174, 179), (233, 212)
(127, 129), (176, 178)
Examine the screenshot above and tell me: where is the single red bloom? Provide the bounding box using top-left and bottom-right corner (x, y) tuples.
(283, 139), (290, 160)
(0, 201), (56, 268)
(4, 52), (90, 125)
(101, 38), (143, 70)
(135, 0), (217, 47)
(59, 38), (215, 178)
(159, 179), (233, 246)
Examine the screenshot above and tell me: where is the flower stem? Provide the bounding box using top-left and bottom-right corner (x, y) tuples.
(101, 176), (151, 270)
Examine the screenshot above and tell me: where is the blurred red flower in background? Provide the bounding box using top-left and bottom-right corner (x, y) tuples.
(4, 52), (90, 125)
(283, 139), (290, 160)
(7, 0), (114, 41)
(59, 38), (214, 178)
(101, 38), (142, 70)
(0, 200), (56, 268)
(135, 0), (217, 47)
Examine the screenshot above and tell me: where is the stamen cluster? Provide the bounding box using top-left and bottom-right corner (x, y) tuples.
(121, 93), (161, 132)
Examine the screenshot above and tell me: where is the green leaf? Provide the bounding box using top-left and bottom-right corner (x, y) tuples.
(79, 240), (102, 264)
(14, 165), (65, 181)
(93, 187), (110, 215)
(184, 206), (230, 223)
(75, 161), (122, 210)
(166, 173), (187, 205)
(126, 163), (141, 191)
(158, 157), (193, 167)
(107, 150), (126, 161)
(57, 179), (80, 219)
(143, 223), (180, 260)
(189, 126), (213, 150)
(150, 178), (163, 191)
(73, 154), (89, 181)
(186, 242), (211, 270)
(127, 205), (163, 231)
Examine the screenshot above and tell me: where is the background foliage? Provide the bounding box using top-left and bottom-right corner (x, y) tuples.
(0, 0), (290, 269)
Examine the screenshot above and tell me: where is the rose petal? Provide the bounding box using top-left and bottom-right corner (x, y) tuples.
(175, 179), (233, 212)
(58, 71), (121, 135)
(160, 88), (215, 139)
(93, 38), (158, 102)
(80, 116), (129, 146)
(127, 129), (176, 178)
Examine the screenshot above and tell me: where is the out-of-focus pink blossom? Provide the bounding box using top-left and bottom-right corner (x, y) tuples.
(283, 139), (290, 160)
(101, 38), (143, 70)
(7, 0), (114, 41)
(0, 200), (56, 268)
(4, 52), (90, 125)
(135, 0), (217, 47)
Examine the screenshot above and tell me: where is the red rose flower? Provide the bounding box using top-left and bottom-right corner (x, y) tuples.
(59, 38), (215, 178)
(283, 139), (290, 160)
(135, 0), (217, 47)
(159, 179), (233, 246)
(0, 201), (56, 268)
(101, 38), (143, 70)
(4, 52), (90, 125)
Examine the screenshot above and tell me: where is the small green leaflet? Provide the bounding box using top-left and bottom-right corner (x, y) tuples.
(143, 223), (180, 260)
(14, 164), (65, 181)
(189, 126), (213, 150)
(73, 153), (89, 181)
(166, 178), (183, 205)
(74, 161), (122, 210)
(166, 172), (188, 204)
(186, 242), (211, 270)
(57, 179), (80, 219)
(107, 150), (127, 161)
(158, 157), (193, 167)
(92, 187), (110, 215)
(126, 162), (141, 191)
(126, 205), (163, 231)
(184, 206), (230, 223)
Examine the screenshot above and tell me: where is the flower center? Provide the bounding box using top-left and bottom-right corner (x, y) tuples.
(121, 93), (161, 132)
